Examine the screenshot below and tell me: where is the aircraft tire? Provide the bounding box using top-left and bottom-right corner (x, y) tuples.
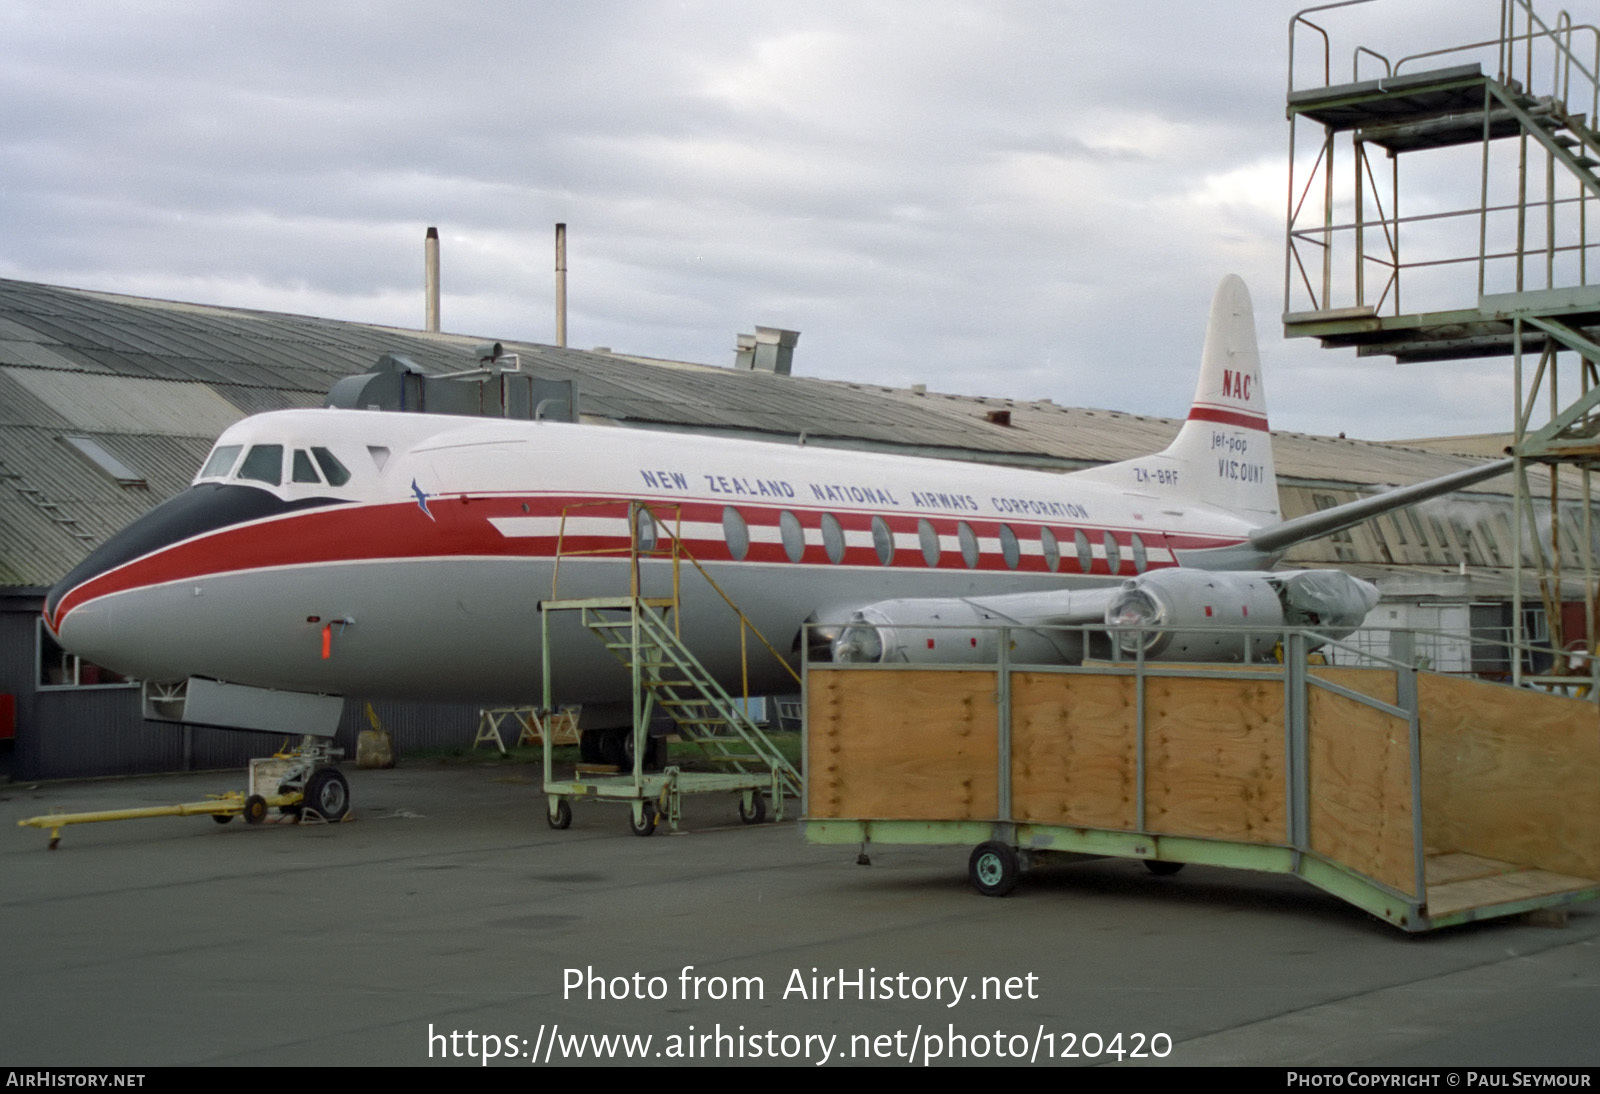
(579, 731), (604, 765)
(276, 782), (302, 818)
(303, 768), (350, 822)
(600, 728), (628, 768)
(968, 842), (1020, 897)
(1144, 859), (1185, 877)
(622, 730), (667, 772)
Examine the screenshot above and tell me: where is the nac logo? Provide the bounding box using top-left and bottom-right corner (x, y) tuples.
(1223, 369), (1253, 402)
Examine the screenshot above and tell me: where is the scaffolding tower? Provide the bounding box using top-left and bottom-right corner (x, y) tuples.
(1285, 0), (1600, 678)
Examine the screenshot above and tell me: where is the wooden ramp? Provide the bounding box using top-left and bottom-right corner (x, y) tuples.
(804, 655), (1600, 931)
(1424, 853), (1594, 921)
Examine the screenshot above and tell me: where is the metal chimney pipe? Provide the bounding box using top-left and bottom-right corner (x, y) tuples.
(555, 222), (568, 348)
(424, 226), (440, 333)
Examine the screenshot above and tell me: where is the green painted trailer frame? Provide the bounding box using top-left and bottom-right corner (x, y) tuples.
(802, 627), (1600, 933)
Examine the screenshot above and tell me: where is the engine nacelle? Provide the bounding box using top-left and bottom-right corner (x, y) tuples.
(1104, 568), (1379, 662)
(828, 569), (1381, 666)
(1104, 571), (1284, 661)
(831, 595), (1088, 665)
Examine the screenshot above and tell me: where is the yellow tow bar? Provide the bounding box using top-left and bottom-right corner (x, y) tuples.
(18, 790), (302, 849)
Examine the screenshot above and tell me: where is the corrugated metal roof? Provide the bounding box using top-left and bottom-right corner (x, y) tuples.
(4, 368), (247, 437)
(0, 371), (74, 430)
(0, 275), (1523, 590)
(0, 339), (104, 371)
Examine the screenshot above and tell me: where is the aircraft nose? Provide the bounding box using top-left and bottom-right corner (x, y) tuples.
(45, 482), (345, 636)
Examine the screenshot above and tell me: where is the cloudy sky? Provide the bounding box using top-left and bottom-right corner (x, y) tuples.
(0, 0), (1556, 439)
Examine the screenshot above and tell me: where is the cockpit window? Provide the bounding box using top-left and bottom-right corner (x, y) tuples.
(312, 447), (351, 486)
(199, 445), (242, 480)
(292, 450), (322, 484)
(237, 445), (284, 486)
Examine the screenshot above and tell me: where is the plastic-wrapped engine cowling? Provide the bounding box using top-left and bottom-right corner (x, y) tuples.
(1104, 568), (1379, 661)
(1273, 569), (1381, 630)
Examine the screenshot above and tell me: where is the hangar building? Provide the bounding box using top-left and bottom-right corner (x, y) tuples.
(0, 277), (1561, 780)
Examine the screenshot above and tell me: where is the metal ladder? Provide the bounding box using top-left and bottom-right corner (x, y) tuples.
(577, 595), (802, 797)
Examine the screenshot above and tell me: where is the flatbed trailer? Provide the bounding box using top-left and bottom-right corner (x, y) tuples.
(803, 630), (1600, 932)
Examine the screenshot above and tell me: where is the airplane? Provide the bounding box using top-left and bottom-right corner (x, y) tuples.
(42, 275), (1511, 804)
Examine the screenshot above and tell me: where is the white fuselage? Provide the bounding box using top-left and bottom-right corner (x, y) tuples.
(47, 408), (1265, 704)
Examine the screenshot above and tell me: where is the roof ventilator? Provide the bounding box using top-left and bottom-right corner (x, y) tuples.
(324, 346), (578, 422)
(733, 326), (800, 375)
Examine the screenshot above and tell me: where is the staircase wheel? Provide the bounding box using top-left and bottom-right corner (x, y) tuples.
(739, 793), (766, 825)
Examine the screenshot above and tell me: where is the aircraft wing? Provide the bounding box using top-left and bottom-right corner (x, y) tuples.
(1246, 457), (1513, 556)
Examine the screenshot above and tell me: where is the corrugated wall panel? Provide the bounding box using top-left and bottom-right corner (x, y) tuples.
(26, 688), (186, 779)
(340, 698), (482, 753)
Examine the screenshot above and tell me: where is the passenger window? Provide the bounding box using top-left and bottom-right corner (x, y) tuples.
(1131, 534), (1148, 573)
(958, 522), (979, 568)
(292, 450), (322, 484)
(723, 507), (750, 561)
(1074, 530), (1092, 572)
(918, 519), (940, 567)
(1041, 527), (1060, 572)
(199, 445), (242, 480)
(871, 517), (894, 566)
(634, 508), (657, 553)
(780, 511), (805, 563)
(312, 448), (352, 486)
(1103, 532), (1121, 574)
(998, 524), (1020, 570)
(821, 514), (845, 564)
(236, 445), (283, 486)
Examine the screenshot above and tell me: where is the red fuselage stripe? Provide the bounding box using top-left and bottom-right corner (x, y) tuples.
(51, 493), (1248, 626)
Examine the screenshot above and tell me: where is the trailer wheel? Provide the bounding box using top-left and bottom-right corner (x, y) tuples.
(243, 795), (269, 825)
(739, 793), (766, 825)
(212, 813), (234, 825)
(629, 803), (657, 837)
(969, 842), (1020, 897)
(1144, 860), (1185, 877)
(547, 799), (572, 830)
(302, 769), (350, 822)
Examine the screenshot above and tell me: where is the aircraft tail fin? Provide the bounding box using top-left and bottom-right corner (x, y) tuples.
(1079, 275), (1280, 526)
(1162, 274), (1279, 522)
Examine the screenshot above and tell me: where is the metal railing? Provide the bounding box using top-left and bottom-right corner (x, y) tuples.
(1286, 0), (1600, 318)
(550, 498), (801, 703)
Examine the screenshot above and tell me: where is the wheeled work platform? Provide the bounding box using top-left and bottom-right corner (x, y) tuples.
(803, 628), (1600, 932)
(538, 594), (794, 834)
(537, 501), (803, 835)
